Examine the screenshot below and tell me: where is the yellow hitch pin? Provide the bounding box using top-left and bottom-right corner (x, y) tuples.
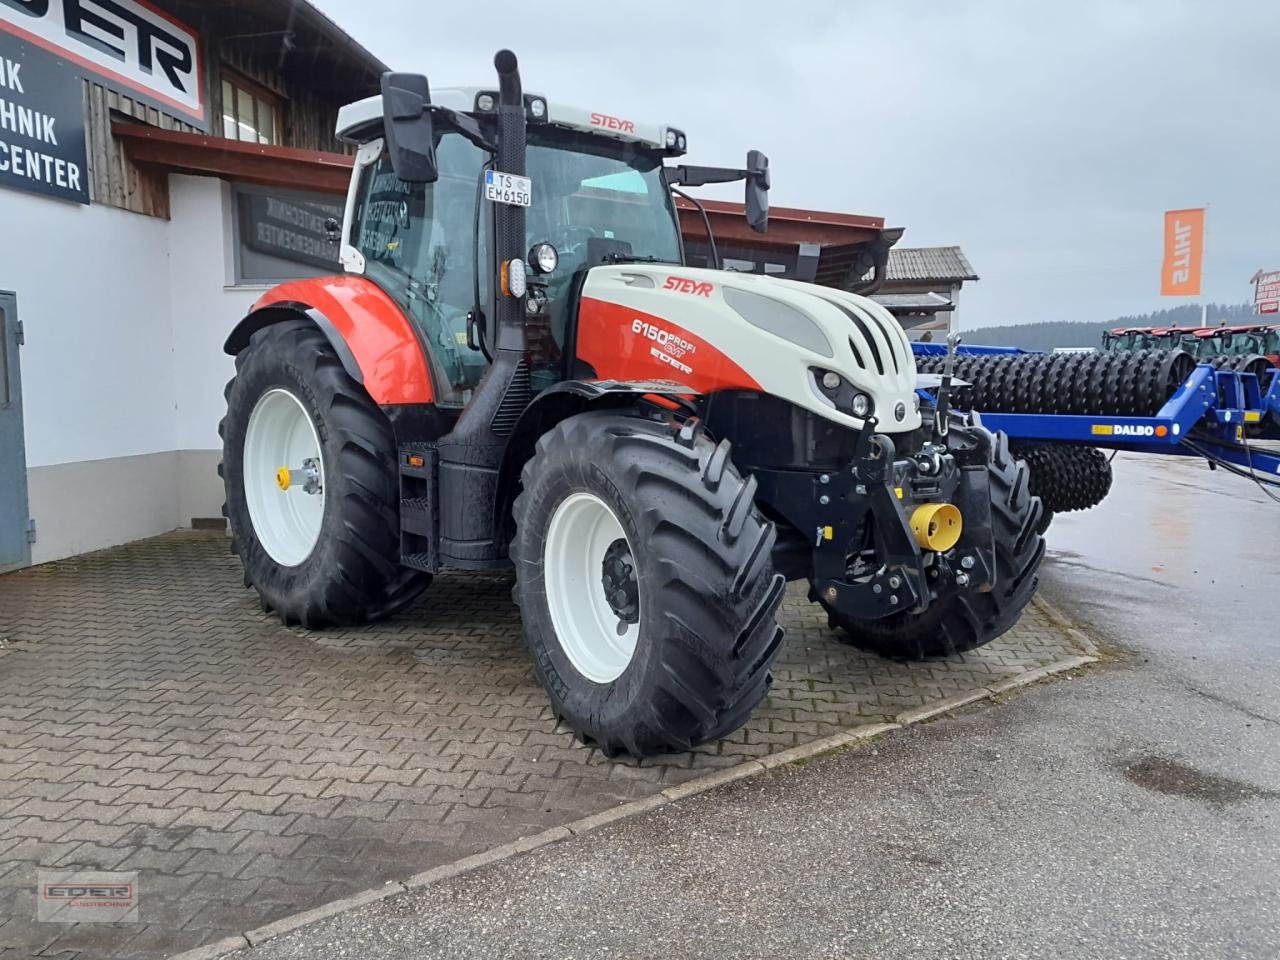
(276, 467), (292, 492)
(909, 502), (963, 552)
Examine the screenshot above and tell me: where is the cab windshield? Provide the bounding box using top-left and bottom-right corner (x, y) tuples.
(524, 129), (681, 387)
(526, 129), (681, 271)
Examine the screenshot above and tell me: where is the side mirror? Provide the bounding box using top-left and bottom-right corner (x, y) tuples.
(381, 72), (438, 183)
(745, 149), (770, 233)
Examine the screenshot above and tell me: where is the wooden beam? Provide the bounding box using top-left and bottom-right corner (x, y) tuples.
(677, 198), (884, 249)
(112, 122), (353, 194)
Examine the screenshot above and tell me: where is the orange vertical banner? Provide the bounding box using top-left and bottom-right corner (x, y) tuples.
(1160, 208), (1204, 296)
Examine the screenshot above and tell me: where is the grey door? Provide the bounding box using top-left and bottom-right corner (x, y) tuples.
(0, 292), (30, 572)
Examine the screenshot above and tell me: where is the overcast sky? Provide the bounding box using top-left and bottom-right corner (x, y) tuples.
(313, 0), (1280, 328)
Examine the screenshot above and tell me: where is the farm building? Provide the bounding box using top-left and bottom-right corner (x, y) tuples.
(0, 0), (384, 569)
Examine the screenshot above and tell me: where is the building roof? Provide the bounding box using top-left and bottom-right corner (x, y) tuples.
(871, 292), (953, 314)
(887, 246), (978, 282)
(164, 0), (388, 100)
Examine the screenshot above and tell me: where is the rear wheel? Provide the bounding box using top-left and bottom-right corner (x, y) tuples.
(512, 411), (785, 757)
(220, 320), (428, 627)
(819, 429), (1045, 659)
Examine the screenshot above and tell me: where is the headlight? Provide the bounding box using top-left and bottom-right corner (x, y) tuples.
(528, 242), (559, 275)
(811, 367), (875, 420)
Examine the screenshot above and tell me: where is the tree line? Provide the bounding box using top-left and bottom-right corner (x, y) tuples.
(960, 303), (1259, 351)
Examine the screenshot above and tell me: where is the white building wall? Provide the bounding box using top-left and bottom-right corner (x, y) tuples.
(5, 174), (265, 564)
(2, 190), (174, 468)
(167, 176), (262, 529)
(168, 176), (257, 452)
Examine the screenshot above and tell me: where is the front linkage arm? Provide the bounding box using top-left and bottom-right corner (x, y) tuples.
(754, 416), (997, 623)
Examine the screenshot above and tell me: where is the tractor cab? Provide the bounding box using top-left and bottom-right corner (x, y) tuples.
(332, 85), (764, 403)
(1234, 324), (1280, 363)
(1104, 327), (1164, 352)
(1189, 327), (1230, 359)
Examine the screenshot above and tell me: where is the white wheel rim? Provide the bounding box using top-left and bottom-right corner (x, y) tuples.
(243, 388), (326, 567)
(543, 491), (641, 684)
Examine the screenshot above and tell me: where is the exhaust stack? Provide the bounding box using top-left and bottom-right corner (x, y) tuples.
(434, 49), (531, 567)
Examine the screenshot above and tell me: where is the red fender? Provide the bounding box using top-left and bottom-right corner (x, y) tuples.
(250, 276), (433, 405)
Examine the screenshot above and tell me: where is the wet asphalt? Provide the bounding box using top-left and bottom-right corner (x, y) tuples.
(240, 453), (1280, 960)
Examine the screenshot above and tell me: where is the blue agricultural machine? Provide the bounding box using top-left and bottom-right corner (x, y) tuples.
(912, 340), (1280, 525)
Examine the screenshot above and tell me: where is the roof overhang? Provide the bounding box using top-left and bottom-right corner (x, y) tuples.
(871, 292), (954, 315)
(113, 122), (353, 194)
(675, 198), (898, 288)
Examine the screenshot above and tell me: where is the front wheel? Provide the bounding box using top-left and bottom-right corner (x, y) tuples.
(512, 411), (785, 757)
(819, 430), (1046, 659)
(220, 320), (428, 628)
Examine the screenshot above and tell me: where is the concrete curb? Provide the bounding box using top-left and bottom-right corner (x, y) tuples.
(756, 722), (900, 770)
(243, 883), (405, 946)
(987, 655), (1097, 695)
(1033, 596), (1102, 657)
(169, 642), (1098, 960)
(895, 688), (994, 725)
(171, 936), (253, 960)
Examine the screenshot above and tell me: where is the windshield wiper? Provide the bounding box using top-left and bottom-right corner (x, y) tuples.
(604, 253), (677, 265)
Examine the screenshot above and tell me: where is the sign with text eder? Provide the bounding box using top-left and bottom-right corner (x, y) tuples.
(0, 33), (88, 203)
(0, 0), (204, 128)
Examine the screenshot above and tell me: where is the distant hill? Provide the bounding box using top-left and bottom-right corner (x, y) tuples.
(961, 303), (1257, 352)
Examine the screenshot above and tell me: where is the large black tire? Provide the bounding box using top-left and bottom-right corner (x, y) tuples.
(511, 411), (785, 757)
(219, 320), (428, 628)
(820, 430), (1045, 660)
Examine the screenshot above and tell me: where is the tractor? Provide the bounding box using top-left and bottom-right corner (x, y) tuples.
(219, 51), (1045, 757)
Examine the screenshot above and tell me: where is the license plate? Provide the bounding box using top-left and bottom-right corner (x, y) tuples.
(484, 170), (531, 207)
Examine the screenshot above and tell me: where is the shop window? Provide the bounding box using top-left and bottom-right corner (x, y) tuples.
(221, 73), (280, 145)
(232, 183), (344, 284)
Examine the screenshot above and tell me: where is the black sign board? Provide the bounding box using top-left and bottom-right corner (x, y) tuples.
(0, 32), (88, 204)
(237, 188), (344, 275)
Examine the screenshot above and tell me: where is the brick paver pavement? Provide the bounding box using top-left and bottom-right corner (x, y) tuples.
(0, 532), (1083, 959)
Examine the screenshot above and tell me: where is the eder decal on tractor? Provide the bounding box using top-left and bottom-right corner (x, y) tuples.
(219, 51), (1046, 757)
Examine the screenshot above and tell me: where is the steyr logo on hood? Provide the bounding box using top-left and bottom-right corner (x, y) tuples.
(590, 112), (635, 133)
(664, 276), (713, 297)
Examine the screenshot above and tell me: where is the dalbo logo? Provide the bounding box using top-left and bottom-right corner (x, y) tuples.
(663, 276), (713, 298)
